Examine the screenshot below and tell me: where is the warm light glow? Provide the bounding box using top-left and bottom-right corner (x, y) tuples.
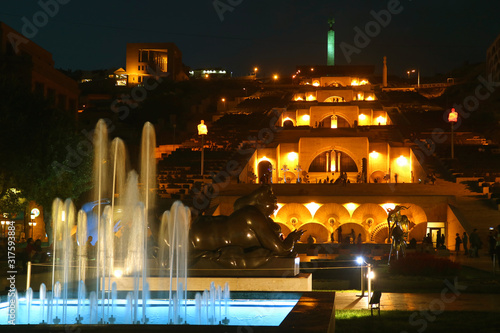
(369, 151), (379, 159)
(367, 270), (375, 279)
(197, 120), (208, 135)
(376, 116), (386, 125)
(274, 203), (284, 216)
(273, 74), (279, 80)
(344, 202), (359, 215)
(381, 203), (396, 213)
(301, 114), (310, 122)
(306, 95), (316, 101)
(358, 114), (366, 121)
(351, 79), (359, 86)
(294, 96), (303, 101)
(61, 211), (66, 222)
(351, 79), (368, 86)
(221, 98), (225, 102)
(254, 67), (258, 72)
(312, 81), (320, 87)
(205, 74), (209, 78)
(360, 80), (368, 85)
(331, 116), (338, 129)
(283, 117), (294, 125)
(396, 155), (408, 167)
(305, 202), (321, 218)
(310, 68), (314, 71)
(113, 269), (123, 278)
(365, 96), (374, 101)
(448, 108), (458, 123)
(287, 152), (298, 161)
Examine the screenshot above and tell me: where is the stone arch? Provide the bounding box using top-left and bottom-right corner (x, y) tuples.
(371, 223), (390, 243)
(298, 222), (330, 243)
(312, 203), (350, 228)
(337, 222), (368, 243)
(324, 96), (345, 103)
(282, 117), (295, 127)
(306, 147), (360, 174)
(409, 222), (427, 242)
(369, 170), (386, 183)
(275, 203), (312, 229)
(257, 160), (272, 184)
(351, 203), (388, 230)
(396, 203), (428, 224)
(276, 222), (292, 238)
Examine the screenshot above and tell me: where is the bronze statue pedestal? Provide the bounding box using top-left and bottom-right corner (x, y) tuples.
(189, 256), (300, 277)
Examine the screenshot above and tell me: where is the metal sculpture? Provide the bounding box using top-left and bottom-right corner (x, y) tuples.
(387, 205), (410, 264)
(189, 185), (304, 269)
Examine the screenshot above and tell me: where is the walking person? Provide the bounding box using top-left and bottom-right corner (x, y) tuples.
(455, 233), (462, 254)
(463, 232), (468, 255)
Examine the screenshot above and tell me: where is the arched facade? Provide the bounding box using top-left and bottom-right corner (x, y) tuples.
(271, 201), (429, 245)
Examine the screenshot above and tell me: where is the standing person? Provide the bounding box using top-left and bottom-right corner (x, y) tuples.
(394, 173), (398, 184)
(469, 229), (480, 258)
(337, 226), (343, 244)
(462, 232), (468, 255)
(488, 230), (496, 261)
(436, 230), (442, 249)
(350, 229), (356, 244)
(455, 233), (462, 254)
(440, 234), (446, 249)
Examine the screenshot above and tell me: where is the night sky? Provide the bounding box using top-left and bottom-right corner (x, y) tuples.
(1, 0), (499, 78)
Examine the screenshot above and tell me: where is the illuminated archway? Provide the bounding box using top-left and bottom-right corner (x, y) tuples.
(318, 114), (350, 128)
(282, 117), (295, 127)
(371, 223), (390, 243)
(257, 160), (272, 184)
(409, 222), (427, 242)
(313, 203), (350, 227)
(369, 170), (386, 183)
(275, 203), (312, 228)
(308, 149), (358, 173)
(298, 222), (330, 243)
(324, 96), (345, 103)
(337, 223), (368, 243)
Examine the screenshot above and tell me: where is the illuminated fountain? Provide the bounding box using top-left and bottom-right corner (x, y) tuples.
(1, 120), (306, 329)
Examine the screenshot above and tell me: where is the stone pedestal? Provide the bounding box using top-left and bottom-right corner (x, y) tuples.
(189, 256), (300, 277)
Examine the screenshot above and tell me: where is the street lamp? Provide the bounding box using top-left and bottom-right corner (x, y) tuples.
(28, 221), (37, 238)
(198, 120), (208, 176)
(254, 67), (258, 79)
(448, 108), (458, 159)
(356, 256), (375, 307)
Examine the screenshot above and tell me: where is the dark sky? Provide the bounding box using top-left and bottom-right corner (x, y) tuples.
(1, 0), (499, 78)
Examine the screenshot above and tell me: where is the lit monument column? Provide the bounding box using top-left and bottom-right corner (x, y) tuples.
(327, 18), (335, 66)
(198, 120), (208, 176)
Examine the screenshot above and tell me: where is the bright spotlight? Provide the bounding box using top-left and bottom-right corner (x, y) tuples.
(113, 269), (123, 278)
(356, 257), (364, 265)
(367, 270), (375, 280)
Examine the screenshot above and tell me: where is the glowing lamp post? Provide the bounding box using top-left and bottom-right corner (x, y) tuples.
(448, 108), (458, 159)
(198, 120), (208, 176)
